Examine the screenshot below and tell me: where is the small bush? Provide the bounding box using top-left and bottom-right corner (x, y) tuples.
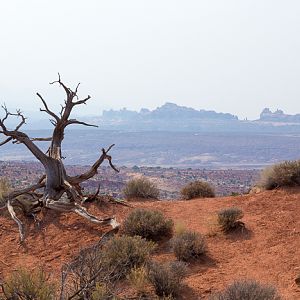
(180, 180), (215, 200)
(90, 283), (113, 300)
(123, 177), (159, 199)
(174, 222), (187, 235)
(259, 160), (300, 190)
(103, 235), (156, 279)
(61, 235), (155, 299)
(205, 214), (219, 237)
(171, 231), (206, 261)
(1, 268), (55, 300)
(217, 208), (244, 233)
(0, 177), (10, 208)
(123, 209), (173, 240)
(148, 261), (187, 297)
(127, 266), (149, 295)
(211, 279), (281, 300)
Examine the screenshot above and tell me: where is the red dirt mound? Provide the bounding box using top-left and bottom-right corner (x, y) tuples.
(0, 189), (299, 299)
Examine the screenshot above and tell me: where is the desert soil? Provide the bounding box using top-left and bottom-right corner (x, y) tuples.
(0, 188), (299, 299)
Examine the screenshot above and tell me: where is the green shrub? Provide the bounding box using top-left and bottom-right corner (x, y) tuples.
(180, 180), (215, 200)
(171, 231), (206, 261)
(1, 268), (55, 300)
(259, 160), (300, 190)
(123, 209), (173, 240)
(103, 235), (156, 279)
(211, 279), (281, 300)
(148, 261), (187, 297)
(123, 177), (159, 199)
(217, 207), (244, 233)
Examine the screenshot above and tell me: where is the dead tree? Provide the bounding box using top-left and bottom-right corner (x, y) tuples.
(0, 75), (120, 242)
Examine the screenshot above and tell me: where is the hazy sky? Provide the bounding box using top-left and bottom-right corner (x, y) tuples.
(0, 0), (299, 120)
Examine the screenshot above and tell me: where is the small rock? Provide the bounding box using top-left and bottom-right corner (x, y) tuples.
(249, 186), (263, 194)
(295, 274), (300, 286)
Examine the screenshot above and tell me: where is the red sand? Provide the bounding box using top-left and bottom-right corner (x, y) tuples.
(0, 189), (299, 299)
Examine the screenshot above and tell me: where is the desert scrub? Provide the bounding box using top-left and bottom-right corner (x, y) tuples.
(217, 208), (244, 233)
(174, 222), (187, 235)
(123, 177), (159, 199)
(259, 160), (300, 190)
(90, 283), (112, 300)
(171, 231), (206, 261)
(1, 268), (55, 300)
(60, 235), (155, 299)
(102, 235), (156, 279)
(0, 177), (10, 208)
(180, 180), (215, 200)
(127, 266), (149, 296)
(148, 261), (187, 298)
(210, 279), (281, 300)
(123, 208), (173, 240)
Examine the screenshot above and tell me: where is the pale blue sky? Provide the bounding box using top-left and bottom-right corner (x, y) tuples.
(0, 0), (299, 120)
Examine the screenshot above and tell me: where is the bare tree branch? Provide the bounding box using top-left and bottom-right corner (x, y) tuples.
(0, 136), (12, 146)
(7, 199), (25, 242)
(73, 95), (91, 106)
(30, 137), (52, 142)
(49, 73), (72, 99)
(0, 105), (26, 132)
(37, 92), (60, 124)
(0, 106), (48, 164)
(67, 119), (98, 128)
(8, 180), (45, 199)
(69, 144), (119, 185)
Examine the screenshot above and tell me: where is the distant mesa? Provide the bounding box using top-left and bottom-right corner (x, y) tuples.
(102, 102), (238, 121)
(259, 108), (300, 123)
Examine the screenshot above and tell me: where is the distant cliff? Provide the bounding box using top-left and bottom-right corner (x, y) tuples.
(259, 108), (300, 123)
(102, 102), (238, 121)
(22, 104), (300, 132)
(97, 103), (300, 132)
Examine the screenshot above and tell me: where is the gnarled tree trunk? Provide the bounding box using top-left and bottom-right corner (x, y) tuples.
(0, 75), (120, 242)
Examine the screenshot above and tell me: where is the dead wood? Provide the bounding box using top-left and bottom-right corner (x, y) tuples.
(0, 75), (120, 242)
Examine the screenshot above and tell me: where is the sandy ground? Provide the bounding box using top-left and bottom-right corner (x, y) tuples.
(0, 188), (299, 299)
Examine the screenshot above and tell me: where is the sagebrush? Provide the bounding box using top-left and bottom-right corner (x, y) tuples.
(102, 235), (156, 279)
(171, 231), (206, 261)
(1, 268), (55, 300)
(90, 283), (112, 300)
(60, 234), (155, 299)
(123, 208), (173, 240)
(148, 261), (187, 297)
(210, 279), (281, 300)
(217, 207), (244, 233)
(259, 160), (300, 190)
(123, 177), (159, 199)
(181, 180), (215, 200)
(127, 266), (149, 296)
